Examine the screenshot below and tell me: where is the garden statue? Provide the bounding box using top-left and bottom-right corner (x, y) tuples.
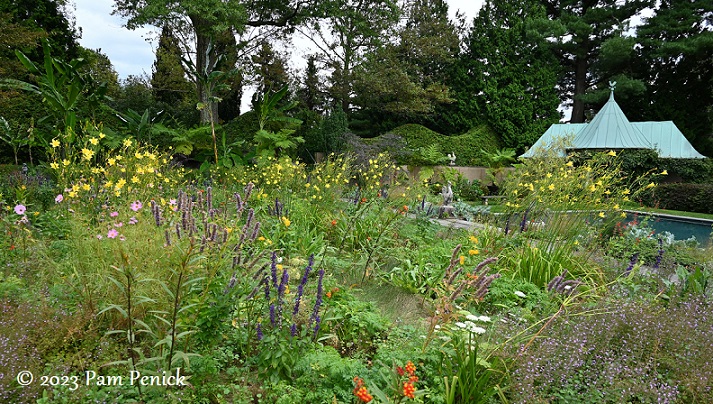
(438, 181), (454, 218)
(441, 181), (454, 206)
(447, 152), (456, 166)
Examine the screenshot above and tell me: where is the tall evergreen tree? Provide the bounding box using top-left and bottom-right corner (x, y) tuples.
(540, 0), (652, 123)
(298, 55), (325, 113)
(151, 25), (192, 106)
(460, 0), (560, 151)
(637, 0), (713, 155)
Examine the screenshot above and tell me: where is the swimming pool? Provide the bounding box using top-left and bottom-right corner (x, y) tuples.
(623, 211), (713, 245)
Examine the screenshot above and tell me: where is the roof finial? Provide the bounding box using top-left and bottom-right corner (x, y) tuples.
(609, 81), (617, 100)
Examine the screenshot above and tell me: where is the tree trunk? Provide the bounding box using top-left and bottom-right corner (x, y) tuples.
(191, 15), (219, 124)
(570, 55), (589, 123)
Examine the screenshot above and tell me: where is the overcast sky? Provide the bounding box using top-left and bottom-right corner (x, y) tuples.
(73, 0), (485, 80)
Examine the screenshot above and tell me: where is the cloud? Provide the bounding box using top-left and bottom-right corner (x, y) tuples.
(74, 0), (155, 79)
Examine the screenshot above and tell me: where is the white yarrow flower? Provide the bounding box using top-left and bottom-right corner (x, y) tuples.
(514, 290), (527, 298)
(466, 314), (479, 322)
(471, 326), (486, 335)
(477, 315), (491, 323)
(455, 322), (467, 329)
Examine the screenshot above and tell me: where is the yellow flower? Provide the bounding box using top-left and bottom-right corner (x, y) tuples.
(546, 172), (552, 178)
(566, 161), (574, 167)
(621, 212), (627, 218)
(99, 132), (106, 139)
(613, 204), (620, 210)
(459, 255), (465, 265)
(108, 158), (116, 166)
(62, 159), (70, 167)
(598, 211), (605, 218)
(276, 264), (284, 271)
(131, 176), (140, 183)
(135, 152), (143, 159)
(89, 137), (99, 145)
(81, 148), (94, 161)
(469, 235), (478, 243)
(68, 191), (77, 198)
(257, 236), (266, 241)
(607, 150), (617, 156)
(81, 183), (90, 191)
(646, 182), (656, 189)
(50, 162), (59, 170)
(588, 184), (596, 192)
(281, 216), (291, 227)
(548, 184), (555, 191)
(51, 138), (60, 148)
(661, 170), (668, 175)
(468, 249), (479, 255)
(123, 139), (133, 147)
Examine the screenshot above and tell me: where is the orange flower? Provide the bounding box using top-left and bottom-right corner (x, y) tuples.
(405, 361), (416, 375)
(355, 386), (372, 402)
(331, 219), (337, 226)
(403, 381), (416, 399)
(353, 377), (373, 403)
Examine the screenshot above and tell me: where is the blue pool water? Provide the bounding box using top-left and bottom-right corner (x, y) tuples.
(623, 211), (713, 245)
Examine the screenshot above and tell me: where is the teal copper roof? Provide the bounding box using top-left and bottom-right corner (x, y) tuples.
(572, 89), (653, 150)
(521, 84), (706, 159)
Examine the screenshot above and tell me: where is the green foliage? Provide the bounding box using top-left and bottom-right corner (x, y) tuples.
(254, 85), (304, 157)
(644, 183), (713, 214)
(322, 289), (391, 356)
(3, 39), (109, 134)
(291, 346), (369, 402)
(384, 123), (501, 166)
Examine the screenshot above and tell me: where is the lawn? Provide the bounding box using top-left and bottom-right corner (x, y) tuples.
(1, 143), (712, 404)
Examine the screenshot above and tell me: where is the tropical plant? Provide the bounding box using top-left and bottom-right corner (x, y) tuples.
(254, 85), (304, 157)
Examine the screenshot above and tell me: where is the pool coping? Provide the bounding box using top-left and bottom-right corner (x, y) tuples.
(624, 209), (713, 225)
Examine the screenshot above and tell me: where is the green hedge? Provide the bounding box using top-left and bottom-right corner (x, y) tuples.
(380, 124), (501, 166)
(643, 183), (713, 214)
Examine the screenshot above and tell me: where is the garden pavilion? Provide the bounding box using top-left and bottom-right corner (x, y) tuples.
(521, 83), (706, 159)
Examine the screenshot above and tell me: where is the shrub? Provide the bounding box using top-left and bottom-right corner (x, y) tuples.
(383, 124), (502, 166)
(643, 183), (713, 214)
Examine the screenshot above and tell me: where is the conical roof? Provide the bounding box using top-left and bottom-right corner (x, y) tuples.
(570, 85), (653, 150)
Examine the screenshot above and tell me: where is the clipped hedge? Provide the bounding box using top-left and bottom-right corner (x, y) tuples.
(381, 124), (501, 166)
(643, 183), (713, 214)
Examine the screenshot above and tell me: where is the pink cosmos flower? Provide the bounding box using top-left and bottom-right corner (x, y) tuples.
(14, 204), (26, 215)
(110, 211), (119, 218)
(129, 217), (138, 225)
(55, 194), (64, 203)
(130, 201), (143, 212)
(107, 229), (119, 239)
(96, 234), (103, 240)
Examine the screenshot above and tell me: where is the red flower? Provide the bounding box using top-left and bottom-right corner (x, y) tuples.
(396, 366), (404, 376)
